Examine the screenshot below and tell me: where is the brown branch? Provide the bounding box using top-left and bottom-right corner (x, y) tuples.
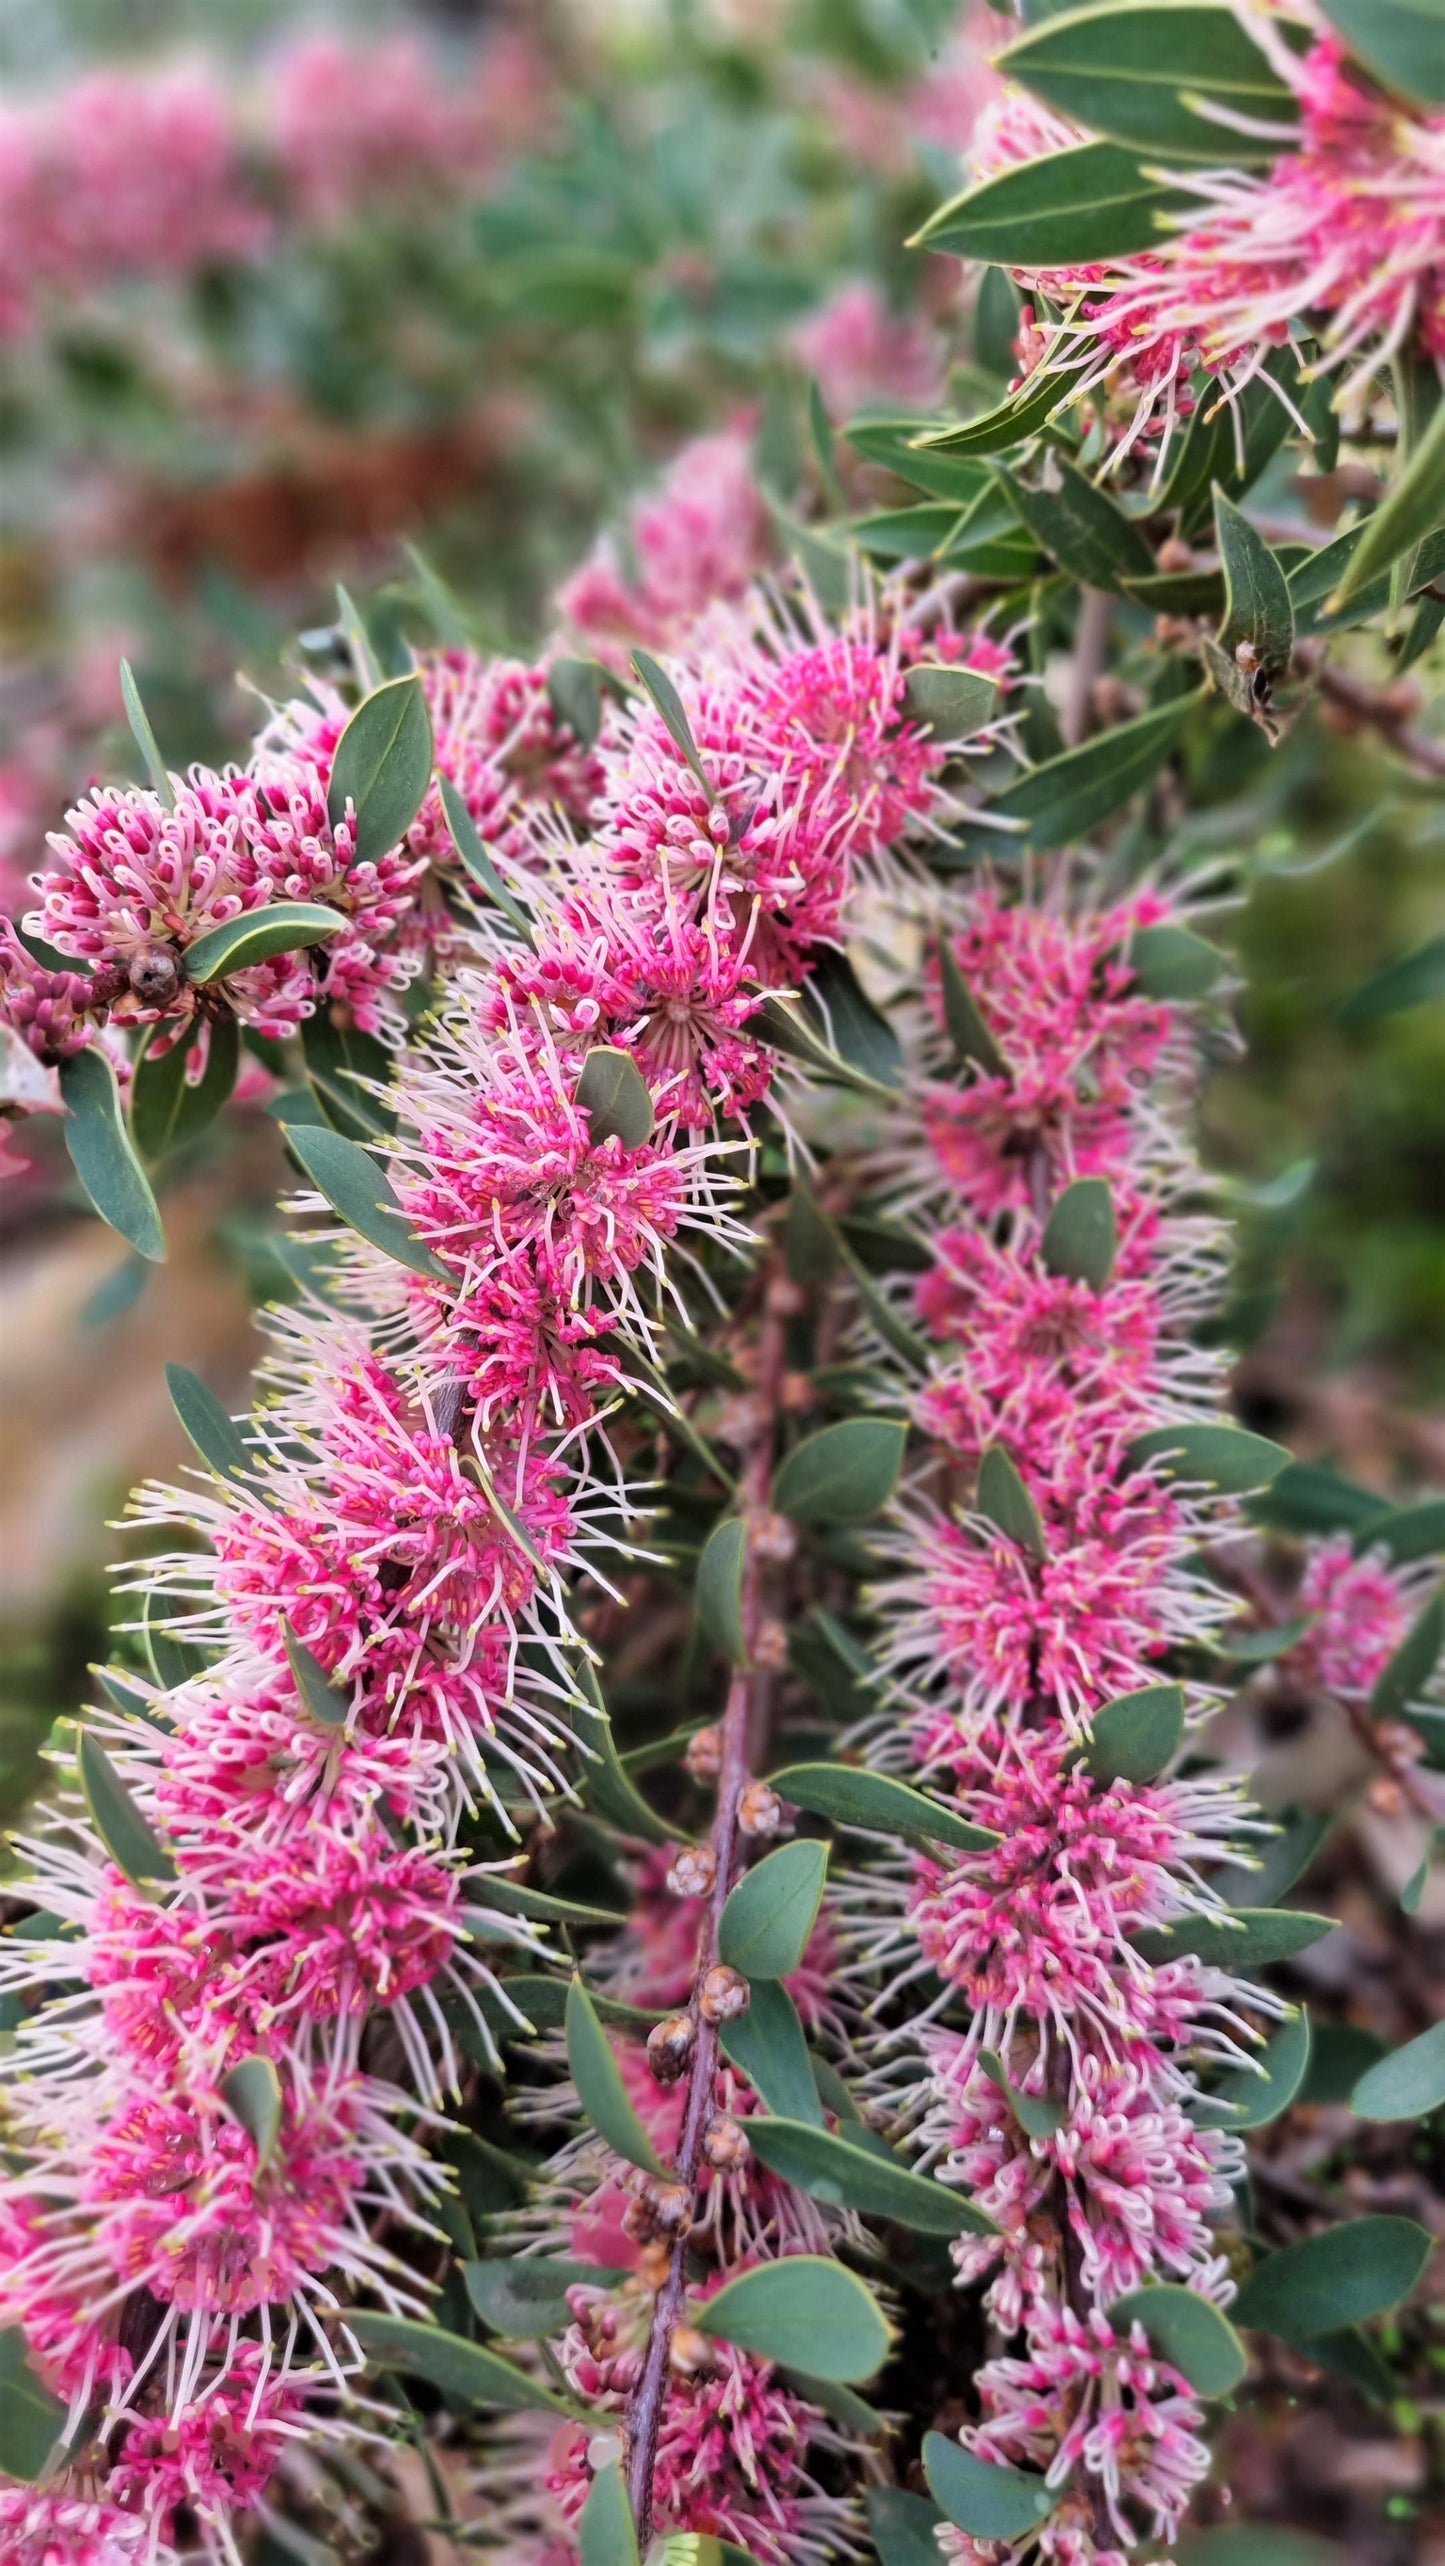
(1294, 641), (1445, 778)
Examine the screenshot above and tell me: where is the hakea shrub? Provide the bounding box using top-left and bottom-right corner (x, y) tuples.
(4, 9), (1445, 2545)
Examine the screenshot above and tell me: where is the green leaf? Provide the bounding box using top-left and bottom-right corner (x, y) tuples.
(1177, 2531), (1346, 2566)
(718, 1840), (827, 1980)
(743, 2117), (997, 2235)
(630, 649), (711, 796)
(767, 1761), (1000, 1852)
(131, 1014), (240, 1162)
(0, 2327), (68, 2484)
(698, 2256), (891, 2382)
(843, 416), (988, 503)
(899, 665), (998, 741)
(1002, 459), (1155, 592)
(465, 2257), (630, 2340)
(1316, 0), (1445, 105)
(1369, 1590), (1444, 1717)
(282, 1122), (449, 1280)
(218, 2055), (283, 2172)
(350, 2312), (582, 2418)
(119, 658), (174, 806)
(1233, 2216), (1432, 2343)
(548, 656), (605, 751)
(565, 1975), (666, 2176)
(1134, 1907), (1335, 1970)
(923, 2433), (1057, 2540)
(299, 1010), (393, 1142)
(281, 1619), (349, 1728)
(1208, 2008), (1313, 2130)
(1127, 923), (1226, 999)
(579, 2462), (640, 2566)
(1339, 934), (1445, 1027)
(1252, 1460), (1383, 1538)
(720, 1979), (826, 2127)
(697, 1517), (748, 1664)
(748, 988), (900, 1102)
(998, 3), (1296, 161)
(1041, 1178), (1116, 1289)
(164, 1363), (251, 1486)
(571, 1662), (676, 1847)
(78, 1731), (175, 1886)
(940, 940), (1007, 1076)
(1214, 1808), (1329, 1908)
(977, 1445), (1046, 1558)
(773, 1419), (905, 1525)
(1127, 1422), (1290, 1493)
(990, 693), (1198, 852)
(1352, 1496), (1445, 1562)
(839, 1232), (931, 1374)
(1214, 487), (1294, 677)
(785, 1178), (841, 1288)
(1331, 398), (1445, 608)
(481, 1877), (627, 1930)
(438, 772), (536, 945)
(1109, 2284), (1247, 2395)
(866, 2489), (946, 2566)
(60, 1047), (166, 1262)
(184, 902), (342, 985)
(1082, 1683), (1184, 1785)
(979, 2049), (1066, 2139)
(918, 368), (1077, 457)
(576, 1046), (655, 1149)
(914, 138), (1185, 265)
(327, 673), (433, 867)
(1351, 2019), (1445, 2121)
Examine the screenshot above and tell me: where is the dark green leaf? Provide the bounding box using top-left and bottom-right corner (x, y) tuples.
(1208, 2009), (1312, 2131)
(282, 1122), (449, 1280)
(1109, 2284), (1246, 2395)
(576, 1046), (655, 1149)
(1252, 1460), (1382, 1537)
(924, 2433), (1056, 2540)
(0, 2327), (68, 2483)
(131, 1015), (240, 1162)
(299, 1011), (393, 1142)
(219, 2055), (283, 2172)
(1127, 923), (1227, 1000)
(465, 2257), (630, 2340)
(1216, 1809), (1333, 1909)
(977, 1444), (1046, 1557)
(78, 1731), (175, 1886)
(1233, 2216), (1432, 2342)
(979, 2048), (1066, 2139)
(866, 2488), (946, 2566)
(1128, 1422), (1289, 1493)
(60, 1047), (165, 1262)
(914, 138), (1185, 265)
(119, 658), (174, 806)
(548, 657), (604, 752)
(281, 1620), (349, 1728)
(630, 649), (711, 796)
(565, 1975), (666, 2176)
(748, 990), (900, 1101)
(1214, 488), (1294, 676)
(840, 1234), (931, 1374)
(767, 1761), (1001, 1852)
(940, 940), (1007, 1076)
(899, 665), (998, 740)
(1331, 399), (1445, 608)
(718, 1840), (827, 1980)
(578, 2462), (640, 2566)
(571, 1662), (676, 1846)
(773, 1419), (905, 1525)
(698, 2256), (891, 2382)
(786, 1178), (841, 1287)
(697, 1517), (748, 1665)
(743, 2118), (997, 2235)
(842, 416), (987, 503)
(165, 1363), (250, 1486)
(990, 693), (1199, 852)
(327, 673), (433, 867)
(1002, 459), (1154, 592)
(1082, 1684), (1184, 1785)
(439, 772), (536, 945)
(1351, 2019), (1445, 2121)
(1352, 1496), (1445, 1563)
(402, 541), (472, 647)
(1338, 935), (1445, 1027)
(481, 1877), (626, 1930)
(720, 1979), (826, 2127)
(1041, 1178), (1116, 1288)
(1134, 1907), (1334, 1969)
(1369, 1590), (1444, 1717)
(1317, 0), (1445, 106)
(853, 502), (970, 563)
(184, 902), (341, 985)
(918, 368), (1076, 457)
(350, 2312), (582, 2418)
(998, 3), (1296, 161)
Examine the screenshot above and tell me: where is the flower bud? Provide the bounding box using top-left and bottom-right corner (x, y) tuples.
(753, 1617), (788, 1670)
(750, 1510), (798, 1562)
(685, 1725), (723, 1782)
(699, 1963), (749, 2024)
(668, 1844), (716, 1898)
(128, 945), (182, 1007)
(646, 2013), (696, 2084)
(704, 2113), (749, 2171)
(669, 2325), (715, 2378)
(737, 1781), (781, 1839)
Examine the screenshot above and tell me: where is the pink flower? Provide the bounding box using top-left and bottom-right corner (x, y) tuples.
(790, 282), (944, 419)
(556, 430), (772, 659)
(0, 2486), (151, 2566)
(968, 2305), (1212, 2550)
(1281, 1536), (1423, 1701)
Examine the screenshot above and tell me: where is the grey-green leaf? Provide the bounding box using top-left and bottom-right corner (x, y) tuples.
(327, 672), (434, 866)
(1127, 923), (1227, 1000)
(923, 2433), (1057, 2540)
(998, 3), (1296, 162)
(438, 772), (536, 945)
(1041, 1178), (1116, 1290)
(977, 1444), (1046, 1558)
(571, 1661), (677, 1847)
(282, 1122), (450, 1280)
(1208, 2009), (1313, 2131)
(0, 2327), (68, 2484)
(1214, 487), (1295, 676)
(349, 2312), (582, 2418)
(119, 657), (174, 806)
(1109, 2284), (1247, 2395)
(742, 2117), (997, 2235)
(767, 1761), (1001, 1853)
(1134, 1907), (1335, 1970)
(465, 2257), (630, 2340)
(773, 1419), (905, 1525)
(131, 1014), (240, 1162)
(630, 649), (711, 796)
(721, 1979), (826, 2128)
(697, 1516), (748, 1665)
(940, 938), (1007, 1076)
(698, 2256), (892, 2382)
(1128, 1422), (1290, 1494)
(1339, 934), (1445, 1028)
(1082, 1684), (1184, 1786)
(548, 656), (605, 752)
(1352, 2019), (1445, 2121)
(565, 1975), (667, 2176)
(579, 2461), (640, 2566)
(60, 1047), (166, 1263)
(1003, 459), (1155, 592)
(78, 1731), (175, 1886)
(978, 2049), (1066, 2139)
(718, 1839), (827, 1980)
(576, 1046), (655, 1150)
(914, 138), (1185, 266)
(281, 1619), (350, 1728)
(184, 902), (342, 985)
(1369, 1589), (1444, 1717)
(1233, 2216), (1432, 2343)
(1331, 398), (1445, 608)
(990, 693), (1199, 852)
(866, 2487), (947, 2566)
(165, 1363), (251, 1486)
(1316, 0), (1445, 106)
(900, 665), (998, 741)
(218, 2055), (283, 2172)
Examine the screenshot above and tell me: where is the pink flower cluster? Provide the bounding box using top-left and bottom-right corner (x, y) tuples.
(966, 15), (1445, 467)
(557, 430), (774, 664)
(841, 883), (1286, 2553)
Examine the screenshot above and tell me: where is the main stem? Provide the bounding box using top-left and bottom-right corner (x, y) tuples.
(624, 1266), (789, 2542)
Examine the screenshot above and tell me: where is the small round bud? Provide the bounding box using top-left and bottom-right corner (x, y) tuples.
(780, 1370), (815, 1414)
(669, 2325), (715, 2379)
(699, 1963), (750, 2024)
(650, 2181), (692, 2233)
(716, 1392), (767, 1450)
(1156, 535), (1194, 573)
(753, 1617), (789, 1671)
(703, 2113), (749, 2172)
(750, 1510), (798, 1563)
(685, 1725), (723, 1782)
(668, 1844), (716, 1899)
(737, 1781), (782, 1839)
(767, 1275), (806, 1318)
(128, 945), (181, 1008)
(647, 2014), (696, 2085)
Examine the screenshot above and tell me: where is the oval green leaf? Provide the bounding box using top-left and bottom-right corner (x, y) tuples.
(698, 2255), (891, 2382)
(1082, 1684), (1184, 1786)
(327, 672), (434, 866)
(866, 2487), (947, 2566)
(0, 2327), (68, 2484)
(720, 1979), (827, 2128)
(1128, 923), (1226, 1001)
(165, 1363), (251, 1486)
(78, 1730), (175, 1887)
(744, 2116), (997, 2236)
(1233, 2215), (1432, 2343)
(977, 1444), (1046, 1558)
(940, 938), (1008, 1077)
(184, 901), (342, 985)
(465, 2256), (630, 2339)
(1002, 458), (1155, 593)
(281, 1618), (350, 1728)
(1209, 2008), (1313, 2131)
(697, 1516), (748, 1665)
(630, 649), (711, 796)
(914, 138), (1185, 266)
(991, 693), (1198, 853)
(773, 1419), (906, 1526)
(1316, 0), (1445, 105)
(218, 2054), (283, 2172)
(350, 2311), (582, 2418)
(565, 1974), (667, 2176)
(923, 2433), (1057, 2540)
(576, 1046), (655, 1150)
(1369, 1589), (1444, 1717)
(998, 3), (1296, 162)
(131, 1013), (240, 1162)
(1128, 1422), (1290, 1494)
(1214, 487), (1295, 677)
(900, 665), (998, 741)
(579, 2461), (641, 2566)
(1352, 2019), (1445, 2122)
(767, 1761), (1001, 1853)
(1041, 1178), (1117, 1290)
(282, 1121), (450, 1280)
(1135, 1906), (1334, 1971)
(1108, 2283), (1247, 2396)
(60, 1046), (166, 1263)
(718, 1839), (827, 1980)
